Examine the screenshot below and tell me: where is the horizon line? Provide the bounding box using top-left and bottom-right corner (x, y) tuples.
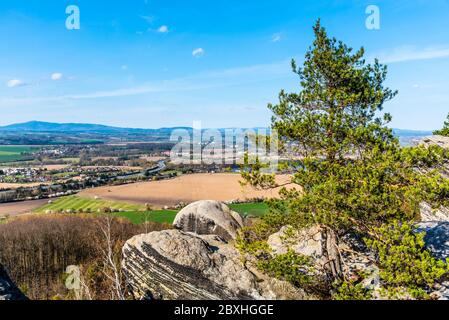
(0, 120), (437, 133)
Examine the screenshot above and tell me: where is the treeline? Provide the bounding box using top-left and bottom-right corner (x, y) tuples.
(0, 215), (169, 300)
(0, 173), (143, 203)
(0, 180), (99, 203)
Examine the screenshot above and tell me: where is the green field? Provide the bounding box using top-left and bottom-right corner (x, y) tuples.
(229, 202), (269, 217)
(34, 195), (269, 224)
(115, 203), (268, 225)
(35, 195), (145, 213)
(35, 196), (178, 224)
(114, 210), (178, 224)
(0, 146), (38, 163)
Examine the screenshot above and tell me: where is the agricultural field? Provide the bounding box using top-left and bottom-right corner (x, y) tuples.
(229, 202), (269, 218)
(35, 195), (144, 213)
(114, 203), (269, 224)
(114, 210), (178, 224)
(0, 199), (50, 217)
(32, 195), (270, 224)
(34, 195), (177, 224)
(79, 173), (291, 208)
(0, 146), (38, 163)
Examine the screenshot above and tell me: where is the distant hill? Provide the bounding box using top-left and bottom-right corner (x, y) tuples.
(0, 121), (195, 134)
(0, 121), (194, 145)
(0, 121), (149, 133)
(392, 128), (433, 137)
(0, 121), (264, 134)
(0, 121), (434, 146)
(393, 129), (433, 146)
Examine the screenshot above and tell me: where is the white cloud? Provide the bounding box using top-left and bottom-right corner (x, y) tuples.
(192, 48), (205, 58)
(0, 58), (292, 104)
(157, 25), (169, 33)
(51, 73), (63, 81)
(374, 46), (449, 64)
(6, 79), (25, 88)
(271, 33), (282, 43)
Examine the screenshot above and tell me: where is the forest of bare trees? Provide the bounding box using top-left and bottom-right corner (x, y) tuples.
(0, 215), (169, 300)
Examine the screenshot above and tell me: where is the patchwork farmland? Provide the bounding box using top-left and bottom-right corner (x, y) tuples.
(32, 195), (269, 224)
(0, 146), (38, 163)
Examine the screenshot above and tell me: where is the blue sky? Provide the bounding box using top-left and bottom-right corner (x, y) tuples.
(0, 0), (448, 130)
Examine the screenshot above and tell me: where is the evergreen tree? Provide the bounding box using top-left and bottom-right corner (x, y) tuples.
(239, 20), (449, 299)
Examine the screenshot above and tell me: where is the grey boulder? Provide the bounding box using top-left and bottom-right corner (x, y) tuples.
(173, 200), (244, 241)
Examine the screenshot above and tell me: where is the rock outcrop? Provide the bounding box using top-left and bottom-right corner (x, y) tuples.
(267, 226), (378, 287)
(420, 203), (449, 222)
(266, 222), (449, 299)
(0, 265), (27, 300)
(268, 225), (323, 257)
(122, 229), (306, 300)
(419, 135), (449, 221)
(421, 135), (449, 150)
(417, 222), (449, 262)
(173, 200), (244, 241)
(416, 222), (449, 299)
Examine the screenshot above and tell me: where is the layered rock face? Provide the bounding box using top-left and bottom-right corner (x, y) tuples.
(421, 135), (449, 150)
(0, 265), (27, 300)
(418, 136), (449, 297)
(420, 203), (449, 222)
(173, 200), (244, 241)
(122, 200), (306, 300)
(419, 136), (449, 222)
(123, 230), (307, 300)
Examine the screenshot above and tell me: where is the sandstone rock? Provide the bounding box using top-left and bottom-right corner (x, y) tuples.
(436, 281), (449, 300)
(420, 135), (449, 180)
(418, 136), (449, 222)
(268, 226), (379, 293)
(420, 202), (449, 222)
(421, 135), (449, 149)
(173, 200), (244, 241)
(122, 229), (307, 300)
(0, 265), (27, 300)
(268, 225), (323, 257)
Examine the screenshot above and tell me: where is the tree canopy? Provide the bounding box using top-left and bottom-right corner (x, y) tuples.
(239, 20), (449, 300)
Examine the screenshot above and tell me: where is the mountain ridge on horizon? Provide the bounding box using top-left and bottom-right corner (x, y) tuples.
(0, 121), (192, 133)
(0, 120), (435, 135)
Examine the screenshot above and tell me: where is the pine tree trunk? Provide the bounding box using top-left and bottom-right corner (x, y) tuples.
(322, 226), (343, 281)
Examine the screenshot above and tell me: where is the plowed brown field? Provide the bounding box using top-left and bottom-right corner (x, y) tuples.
(79, 173), (292, 208)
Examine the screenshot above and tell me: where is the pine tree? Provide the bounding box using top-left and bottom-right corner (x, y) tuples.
(239, 20), (449, 298)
